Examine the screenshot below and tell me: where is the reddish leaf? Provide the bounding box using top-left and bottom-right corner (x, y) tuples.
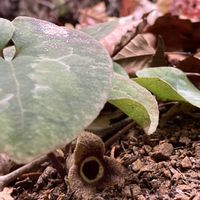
(100, 17), (141, 56)
(78, 2), (108, 27)
(146, 14), (200, 52)
(119, 0), (137, 17)
(171, 0), (200, 21)
(177, 56), (200, 89)
(166, 52), (188, 65)
(0, 188), (13, 200)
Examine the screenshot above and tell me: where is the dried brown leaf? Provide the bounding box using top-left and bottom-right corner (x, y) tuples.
(177, 56), (200, 89)
(114, 34), (155, 60)
(78, 2), (108, 26)
(113, 34), (156, 75)
(146, 14), (200, 51)
(100, 16), (141, 55)
(171, 0), (200, 22)
(0, 187), (13, 200)
(156, 0), (172, 14)
(166, 52), (188, 65)
(150, 36), (168, 67)
(119, 0), (138, 17)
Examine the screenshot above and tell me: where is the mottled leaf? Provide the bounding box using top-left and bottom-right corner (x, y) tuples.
(113, 62), (129, 78)
(109, 73), (159, 134)
(0, 17), (112, 162)
(135, 67), (200, 108)
(0, 18), (14, 51)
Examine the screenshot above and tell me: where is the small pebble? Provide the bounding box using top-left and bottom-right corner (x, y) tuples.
(180, 156), (192, 169)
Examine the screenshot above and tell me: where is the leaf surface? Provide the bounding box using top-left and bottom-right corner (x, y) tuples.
(0, 18), (14, 51)
(109, 73), (159, 134)
(135, 67), (200, 108)
(113, 62), (129, 78)
(0, 17), (112, 162)
(81, 20), (118, 40)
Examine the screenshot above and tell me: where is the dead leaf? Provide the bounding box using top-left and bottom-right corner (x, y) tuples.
(113, 33), (156, 75)
(114, 34), (155, 60)
(171, 0), (200, 22)
(166, 52), (188, 65)
(119, 0), (138, 17)
(100, 16), (141, 56)
(177, 56), (200, 89)
(0, 187), (13, 200)
(146, 14), (200, 51)
(156, 0), (172, 14)
(150, 36), (168, 67)
(78, 2), (108, 27)
(131, 0), (156, 20)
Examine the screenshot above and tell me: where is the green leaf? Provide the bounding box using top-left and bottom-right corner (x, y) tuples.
(109, 73), (159, 134)
(0, 17), (112, 162)
(113, 62), (129, 78)
(0, 18), (14, 51)
(81, 20), (118, 40)
(135, 67), (200, 108)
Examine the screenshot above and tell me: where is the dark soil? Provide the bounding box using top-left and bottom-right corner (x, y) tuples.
(10, 114), (200, 200)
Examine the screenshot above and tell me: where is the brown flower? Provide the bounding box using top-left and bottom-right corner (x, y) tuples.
(67, 131), (126, 199)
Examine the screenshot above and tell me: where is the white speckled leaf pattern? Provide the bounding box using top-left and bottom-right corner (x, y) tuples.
(0, 17), (112, 162)
(0, 18), (14, 50)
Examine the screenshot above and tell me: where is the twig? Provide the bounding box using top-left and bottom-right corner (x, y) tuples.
(105, 122), (134, 149)
(86, 118), (132, 138)
(186, 72), (200, 76)
(0, 155), (48, 191)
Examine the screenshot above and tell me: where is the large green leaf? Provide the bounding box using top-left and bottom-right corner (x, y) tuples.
(113, 62), (129, 78)
(109, 73), (159, 134)
(0, 18), (14, 51)
(0, 17), (112, 162)
(135, 67), (200, 108)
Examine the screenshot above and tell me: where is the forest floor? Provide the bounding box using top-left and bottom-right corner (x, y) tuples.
(10, 114), (200, 200)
